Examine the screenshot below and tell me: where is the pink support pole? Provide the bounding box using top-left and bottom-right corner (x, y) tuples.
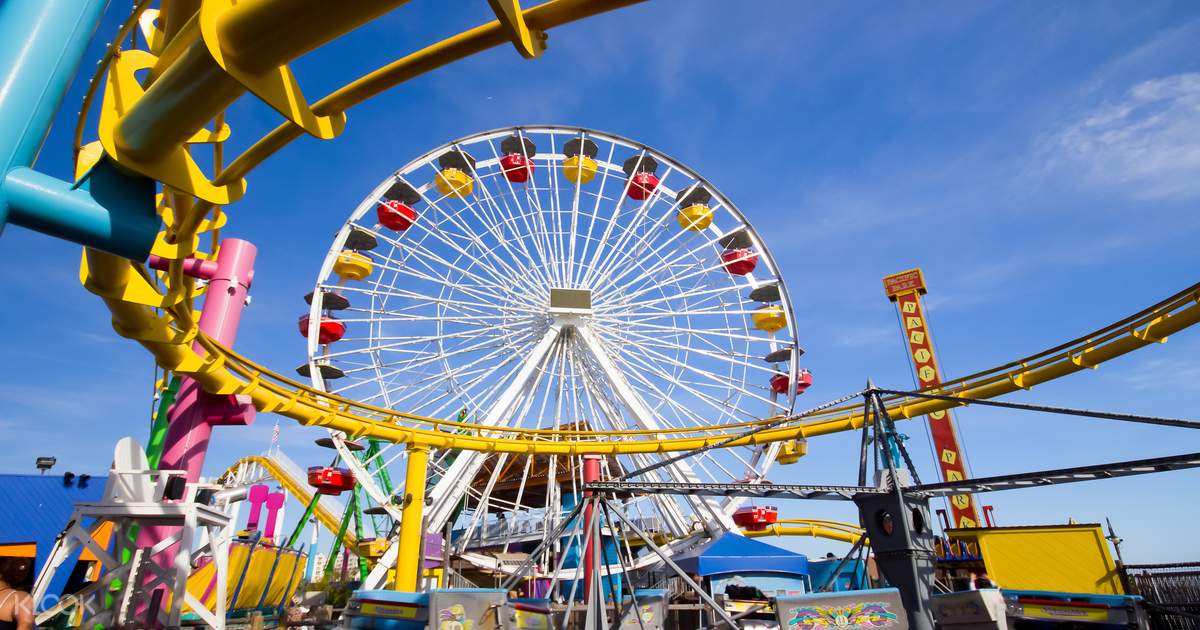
(263, 492), (285, 539)
(159, 237), (257, 481)
(245, 485), (269, 531)
(138, 239), (257, 620)
(582, 454), (601, 606)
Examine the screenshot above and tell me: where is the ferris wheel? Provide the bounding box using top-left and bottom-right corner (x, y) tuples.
(301, 126), (807, 570)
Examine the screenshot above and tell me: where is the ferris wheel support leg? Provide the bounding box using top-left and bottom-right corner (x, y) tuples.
(423, 326), (562, 534)
(395, 444), (430, 591)
(582, 455), (600, 608)
(575, 325), (738, 535)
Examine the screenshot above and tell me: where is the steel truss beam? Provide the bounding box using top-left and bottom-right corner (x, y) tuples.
(584, 481), (885, 501)
(875, 388), (1200, 431)
(912, 451), (1200, 497)
(588, 451), (1200, 500)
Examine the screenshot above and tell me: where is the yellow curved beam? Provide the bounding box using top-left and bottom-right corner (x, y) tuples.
(218, 455), (357, 548)
(744, 526), (863, 546)
(742, 519), (865, 545)
(88, 263), (1200, 454)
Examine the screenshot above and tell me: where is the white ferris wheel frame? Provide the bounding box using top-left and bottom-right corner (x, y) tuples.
(302, 126), (802, 585)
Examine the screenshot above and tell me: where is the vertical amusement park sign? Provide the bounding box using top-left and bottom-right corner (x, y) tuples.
(883, 268), (980, 528)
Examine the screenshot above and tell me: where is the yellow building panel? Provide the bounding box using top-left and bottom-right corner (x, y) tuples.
(950, 524), (1123, 595)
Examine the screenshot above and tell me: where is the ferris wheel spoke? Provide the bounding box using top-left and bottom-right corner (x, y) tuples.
(609, 324), (758, 398)
(339, 337), (516, 388)
(369, 220), (544, 303)
(598, 259), (742, 315)
(545, 130), (577, 288)
(577, 154), (646, 289)
(372, 351), (522, 416)
(472, 136), (560, 285)
(363, 254), (515, 307)
(596, 320), (769, 376)
(594, 222), (748, 305)
(568, 134), (617, 288)
(588, 215), (699, 300)
(547, 133), (586, 290)
(481, 188), (557, 289)
(374, 230), (543, 308)
(396, 334), (536, 407)
(596, 282), (746, 316)
(435, 164), (559, 293)
(601, 308), (758, 346)
(343, 336), (524, 406)
(608, 330), (776, 418)
(614, 339), (761, 425)
(470, 152), (558, 288)
(588, 194), (721, 296)
(373, 206), (539, 304)
(618, 362), (711, 429)
(582, 165), (681, 290)
(324, 321), (529, 361)
(333, 283), (528, 318)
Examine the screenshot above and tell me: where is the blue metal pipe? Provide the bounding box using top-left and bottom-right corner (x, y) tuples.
(5, 163), (158, 260)
(0, 0), (109, 231)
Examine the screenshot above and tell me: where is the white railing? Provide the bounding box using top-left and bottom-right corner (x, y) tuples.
(459, 514), (667, 548)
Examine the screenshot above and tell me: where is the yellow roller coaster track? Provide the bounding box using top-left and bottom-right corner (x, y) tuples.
(742, 519), (865, 546)
(77, 1), (1200, 455)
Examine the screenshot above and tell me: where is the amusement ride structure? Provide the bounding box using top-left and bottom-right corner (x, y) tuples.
(303, 125), (806, 588)
(0, 0), (1198, 628)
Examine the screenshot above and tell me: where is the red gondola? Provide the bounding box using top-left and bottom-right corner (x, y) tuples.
(377, 199), (417, 231)
(628, 171), (659, 200)
(307, 466), (356, 495)
(623, 155), (660, 200)
(720, 248), (758, 275)
(770, 369), (813, 395)
(298, 314), (346, 345)
(732, 505), (779, 531)
(500, 153), (535, 183)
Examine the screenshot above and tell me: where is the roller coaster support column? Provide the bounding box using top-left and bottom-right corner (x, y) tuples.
(0, 0), (160, 259)
(396, 444), (430, 591)
(582, 454), (601, 607)
(139, 239), (255, 616)
(157, 239), (258, 481)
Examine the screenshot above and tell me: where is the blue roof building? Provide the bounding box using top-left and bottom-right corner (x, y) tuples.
(0, 473), (108, 597)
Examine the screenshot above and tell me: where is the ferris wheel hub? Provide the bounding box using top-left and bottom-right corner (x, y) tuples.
(547, 287), (593, 316)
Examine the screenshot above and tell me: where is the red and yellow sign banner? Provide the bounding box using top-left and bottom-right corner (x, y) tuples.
(883, 269), (979, 528)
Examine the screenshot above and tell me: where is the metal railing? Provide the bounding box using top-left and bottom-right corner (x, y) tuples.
(458, 514), (666, 548)
(1122, 562), (1200, 629)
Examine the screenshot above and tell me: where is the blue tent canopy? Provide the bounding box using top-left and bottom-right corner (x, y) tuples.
(673, 533), (809, 577)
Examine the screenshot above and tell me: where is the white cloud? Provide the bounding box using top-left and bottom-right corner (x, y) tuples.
(1040, 73), (1200, 201)
(831, 323), (895, 349)
(1116, 355), (1200, 392)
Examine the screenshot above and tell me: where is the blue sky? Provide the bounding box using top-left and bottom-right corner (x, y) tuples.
(1, 2), (1199, 562)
